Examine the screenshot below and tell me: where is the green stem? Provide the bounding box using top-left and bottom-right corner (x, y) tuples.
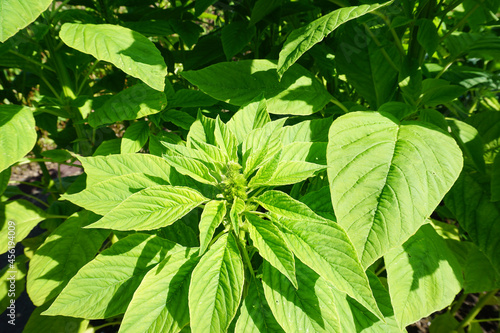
(76, 60), (100, 96)
(375, 265), (386, 276)
(40, 76), (62, 101)
(8, 181), (45, 189)
(471, 318), (500, 323)
(451, 292), (468, 316)
(91, 321), (121, 331)
(330, 98), (349, 114)
(8, 50), (56, 72)
(45, 214), (71, 219)
(363, 24), (400, 72)
(372, 11), (406, 57)
(456, 290), (498, 330)
(235, 231), (256, 280)
(20, 194), (50, 208)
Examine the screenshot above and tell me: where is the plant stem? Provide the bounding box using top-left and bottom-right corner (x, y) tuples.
(20, 194), (50, 208)
(363, 24), (400, 72)
(91, 321), (121, 331)
(330, 98), (349, 114)
(456, 290), (498, 330)
(8, 181), (45, 189)
(45, 214), (71, 219)
(236, 231), (256, 280)
(451, 292), (468, 316)
(8, 50), (56, 72)
(439, 3), (480, 43)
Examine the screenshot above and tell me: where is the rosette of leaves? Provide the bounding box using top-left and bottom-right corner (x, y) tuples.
(40, 98), (388, 332)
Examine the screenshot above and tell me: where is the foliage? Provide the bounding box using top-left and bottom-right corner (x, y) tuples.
(0, 0), (499, 332)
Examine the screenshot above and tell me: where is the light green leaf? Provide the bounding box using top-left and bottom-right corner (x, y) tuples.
(0, 199), (46, 254)
(281, 118), (332, 145)
(277, 1), (392, 78)
(227, 96), (271, 144)
(199, 200), (227, 254)
(214, 117), (238, 162)
(327, 111), (463, 267)
(262, 259), (341, 332)
(187, 111), (216, 146)
(0, 254), (27, 314)
(255, 190), (327, 223)
(246, 213), (297, 288)
(189, 138), (228, 165)
(461, 241), (500, 293)
(119, 247), (200, 333)
(248, 150), (281, 188)
(385, 224), (463, 329)
(230, 197), (245, 235)
(43, 234), (181, 319)
(243, 119), (286, 176)
(263, 161), (325, 187)
(27, 211), (110, 306)
(87, 185), (208, 231)
(189, 233), (244, 333)
(88, 83), (167, 127)
(60, 23), (168, 91)
(0, 0), (52, 42)
(181, 59), (331, 115)
(163, 154), (219, 185)
(281, 142), (327, 164)
(63, 172), (170, 215)
(445, 171), (500, 276)
(24, 301), (89, 333)
(0, 105), (36, 172)
(235, 277), (284, 333)
(276, 218), (383, 320)
(331, 271), (402, 333)
(121, 121), (150, 153)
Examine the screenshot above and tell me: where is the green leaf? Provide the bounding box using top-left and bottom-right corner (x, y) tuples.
(235, 277), (284, 333)
(0, 0), (52, 42)
(281, 142), (328, 165)
(162, 109), (196, 130)
(87, 185), (208, 231)
(27, 211), (110, 306)
(221, 21), (255, 59)
(246, 213), (297, 288)
(167, 89), (217, 109)
(189, 233), (244, 333)
(262, 260), (341, 332)
(299, 186), (336, 221)
(416, 19), (439, 55)
(327, 111), (463, 267)
(0, 199), (45, 254)
(255, 190), (327, 223)
(277, 1), (392, 78)
(88, 83), (167, 127)
(467, 111), (500, 163)
(195, 0), (217, 17)
(0, 105), (36, 172)
(199, 200), (227, 254)
(492, 153), (500, 202)
(227, 96), (271, 144)
(181, 59), (331, 115)
(118, 247), (200, 333)
(43, 234), (181, 319)
(447, 118), (486, 173)
(276, 218), (383, 320)
(60, 23), (167, 91)
(262, 161), (325, 187)
(419, 79), (467, 107)
(331, 271), (401, 333)
(281, 118), (333, 145)
(24, 301), (89, 333)
(445, 171), (500, 276)
(250, 0), (282, 26)
(248, 150), (281, 188)
(0, 167), (11, 195)
(335, 24), (399, 108)
(121, 121), (150, 153)
(77, 153), (173, 186)
(385, 224), (463, 328)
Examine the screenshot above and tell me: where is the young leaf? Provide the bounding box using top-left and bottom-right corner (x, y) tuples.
(214, 117), (239, 162)
(60, 24), (168, 91)
(181, 60), (331, 115)
(235, 277), (284, 333)
(230, 197), (245, 236)
(385, 224), (463, 329)
(277, 1), (392, 78)
(327, 111), (463, 267)
(87, 185), (209, 231)
(276, 218), (384, 320)
(262, 260), (341, 332)
(0, 105), (37, 172)
(262, 161), (325, 187)
(27, 211), (110, 306)
(43, 234), (182, 319)
(0, 0), (52, 42)
(118, 247), (200, 333)
(199, 200), (227, 254)
(189, 233), (244, 333)
(163, 154), (219, 185)
(255, 190), (327, 223)
(227, 96), (271, 144)
(246, 213), (297, 288)
(248, 150), (281, 188)
(0, 200), (46, 254)
(88, 83), (167, 127)
(121, 121), (150, 153)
